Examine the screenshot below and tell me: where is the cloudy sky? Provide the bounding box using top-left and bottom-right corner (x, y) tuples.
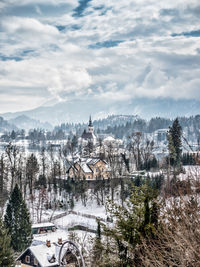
(0, 0), (200, 116)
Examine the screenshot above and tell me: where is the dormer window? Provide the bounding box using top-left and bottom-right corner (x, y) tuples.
(25, 256), (30, 263)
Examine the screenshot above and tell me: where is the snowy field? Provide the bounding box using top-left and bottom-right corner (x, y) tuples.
(73, 200), (107, 219)
(178, 165), (200, 181)
(32, 228), (96, 245)
(54, 213), (98, 231)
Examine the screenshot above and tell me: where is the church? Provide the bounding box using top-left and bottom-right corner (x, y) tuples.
(81, 116), (96, 145)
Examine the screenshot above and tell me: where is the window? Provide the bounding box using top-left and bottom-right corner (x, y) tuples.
(25, 256), (30, 263)
(34, 258), (38, 266)
(88, 176), (90, 179)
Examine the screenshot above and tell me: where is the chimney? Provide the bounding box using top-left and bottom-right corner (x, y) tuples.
(46, 240), (51, 247)
(58, 238), (62, 245)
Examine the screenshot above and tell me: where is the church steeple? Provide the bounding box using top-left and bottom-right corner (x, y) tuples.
(88, 115), (94, 133)
(89, 115), (93, 127)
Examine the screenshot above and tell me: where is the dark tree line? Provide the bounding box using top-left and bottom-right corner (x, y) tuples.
(181, 152), (197, 165)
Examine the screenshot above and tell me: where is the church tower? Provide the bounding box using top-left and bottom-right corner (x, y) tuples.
(81, 115), (96, 145)
(88, 115), (94, 133)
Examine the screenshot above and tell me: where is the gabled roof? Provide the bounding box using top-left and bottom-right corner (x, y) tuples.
(86, 158), (107, 165)
(66, 165), (77, 174)
(67, 162), (92, 174)
(17, 244), (59, 267)
(80, 162), (92, 173)
(30, 245), (59, 267)
(86, 158), (100, 165)
(67, 158), (108, 175)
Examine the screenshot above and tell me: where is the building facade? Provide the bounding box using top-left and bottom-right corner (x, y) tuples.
(67, 158), (110, 180)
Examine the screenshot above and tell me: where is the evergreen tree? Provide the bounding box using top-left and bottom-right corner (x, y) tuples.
(0, 217), (14, 267)
(167, 118), (182, 168)
(4, 184), (32, 252)
(100, 185), (159, 266)
(97, 220), (101, 240)
(92, 220), (103, 265)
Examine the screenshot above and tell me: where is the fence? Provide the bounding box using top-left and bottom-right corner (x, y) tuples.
(42, 210), (106, 223)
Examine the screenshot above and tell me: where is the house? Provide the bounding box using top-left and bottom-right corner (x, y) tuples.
(17, 239), (76, 267)
(17, 240), (59, 267)
(67, 157), (110, 180)
(32, 222), (56, 235)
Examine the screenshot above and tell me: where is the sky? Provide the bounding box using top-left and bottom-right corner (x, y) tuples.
(0, 0), (200, 116)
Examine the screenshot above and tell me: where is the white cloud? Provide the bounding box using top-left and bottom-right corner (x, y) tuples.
(0, 0), (200, 113)
(2, 17), (59, 38)
(47, 66), (92, 98)
(0, 0), (77, 9)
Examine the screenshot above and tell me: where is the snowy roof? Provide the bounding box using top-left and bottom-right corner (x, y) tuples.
(68, 157), (108, 175)
(80, 162), (92, 173)
(32, 222), (55, 229)
(104, 136), (115, 141)
(30, 244), (59, 267)
(86, 158), (100, 165)
(17, 243), (59, 267)
(18, 236), (74, 267)
(33, 229), (69, 245)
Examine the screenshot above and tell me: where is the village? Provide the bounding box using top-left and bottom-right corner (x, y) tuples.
(0, 117), (196, 266)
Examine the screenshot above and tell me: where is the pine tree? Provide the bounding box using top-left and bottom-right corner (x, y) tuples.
(100, 185), (159, 265)
(97, 220), (101, 240)
(167, 118), (182, 168)
(0, 217), (14, 267)
(4, 184), (32, 252)
(92, 220), (103, 266)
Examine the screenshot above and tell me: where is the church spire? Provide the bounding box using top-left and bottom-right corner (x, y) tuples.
(89, 115), (93, 127)
(88, 115), (94, 133)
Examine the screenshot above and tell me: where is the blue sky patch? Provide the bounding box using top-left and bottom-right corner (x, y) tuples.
(0, 3), (74, 18)
(160, 8), (179, 17)
(21, 49), (35, 55)
(73, 0), (92, 17)
(172, 30), (200, 37)
(89, 40), (123, 49)
(56, 24), (81, 32)
(0, 55), (23, 61)
(93, 5), (104, 11)
(71, 24), (82, 31)
(56, 25), (66, 32)
(1, 0), (200, 115)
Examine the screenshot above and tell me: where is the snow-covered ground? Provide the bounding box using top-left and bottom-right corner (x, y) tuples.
(178, 165), (200, 181)
(33, 229), (68, 245)
(73, 200), (107, 219)
(33, 228), (96, 244)
(54, 213), (98, 231)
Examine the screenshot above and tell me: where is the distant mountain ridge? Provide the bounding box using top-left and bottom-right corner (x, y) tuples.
(8, 115), (52, 131)
(1, 97), (200, 125)
(0, 116), (17, 132)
